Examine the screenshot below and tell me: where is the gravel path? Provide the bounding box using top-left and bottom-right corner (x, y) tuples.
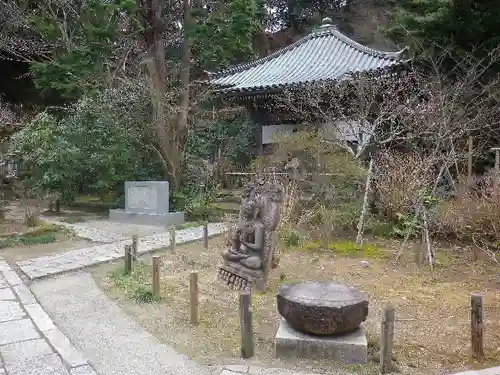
(31, 271), (214, 375)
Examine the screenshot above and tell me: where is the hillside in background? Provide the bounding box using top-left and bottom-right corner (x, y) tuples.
(254, 0), (399, 57)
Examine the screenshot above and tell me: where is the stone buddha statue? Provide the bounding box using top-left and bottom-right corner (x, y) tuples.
(221, 197), (265, 270)
(218, 178), (285, 291)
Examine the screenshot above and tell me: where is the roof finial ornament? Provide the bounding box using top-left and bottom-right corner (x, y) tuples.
(321, 17), (333, 27)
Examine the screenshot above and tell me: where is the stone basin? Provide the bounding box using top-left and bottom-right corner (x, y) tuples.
(276, 282), (368, 335)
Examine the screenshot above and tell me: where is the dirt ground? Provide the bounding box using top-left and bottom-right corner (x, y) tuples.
(91, 236), (500, 375)
(0, 237), (93, 262)
(0, 202), (95, 262)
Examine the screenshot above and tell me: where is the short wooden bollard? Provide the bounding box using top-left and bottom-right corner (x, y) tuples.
(189, 271), (199, 325)
(471, 293), (484, 359)
(239, 290), (254, 358)
(203, 223), (208, 249)
(170, 227), (176, 251)
(380, 305), (396, 374)
(131, 235), (138, 260)
(152, 256), (161, 299)
(124, 244), (132, 275)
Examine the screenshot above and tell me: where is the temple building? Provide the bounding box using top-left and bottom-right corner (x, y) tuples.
(209, 17), (409, 155)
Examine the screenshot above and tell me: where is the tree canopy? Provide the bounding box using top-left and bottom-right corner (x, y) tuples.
(387, 0), (500, 71)
(3, 0), (500, 208)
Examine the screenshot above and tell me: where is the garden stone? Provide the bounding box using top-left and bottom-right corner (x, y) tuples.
(109, 181), (184, 227)
(277, 282), (368, 335)
(275, 282), (368, 364)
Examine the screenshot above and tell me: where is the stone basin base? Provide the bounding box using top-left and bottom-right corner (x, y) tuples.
(275, 319), (368, 364)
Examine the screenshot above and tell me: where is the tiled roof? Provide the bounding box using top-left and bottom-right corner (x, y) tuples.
(210, 18), (409, 95)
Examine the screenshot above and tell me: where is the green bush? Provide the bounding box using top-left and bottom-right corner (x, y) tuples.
(327, 240), (383, 259)
(10, 82), (165, 203)
(0, 232), (58, 248)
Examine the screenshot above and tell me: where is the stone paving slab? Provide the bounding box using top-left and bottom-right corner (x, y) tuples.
(69, 220), (169, 240)
(5, 353), (70, 375)
(449, 368), (500, 375)
(0, 259), (98, 375)
(216, 365), (347, 375)
(17, 223), (226, 281)
(0, 318), (39, 345)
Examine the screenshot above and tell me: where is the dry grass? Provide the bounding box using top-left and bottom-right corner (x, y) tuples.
(91, 237), (500, 375)
(375, 152), (434, 220)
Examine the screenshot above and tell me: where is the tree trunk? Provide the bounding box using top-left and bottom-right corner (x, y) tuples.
(137, 0), (184, 188)
(356, 158), (374, 245)
(174, 0), (192, 187)
(145, 41), (171, 180)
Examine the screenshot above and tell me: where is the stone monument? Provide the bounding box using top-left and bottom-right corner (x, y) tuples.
(109, 181), (184, 226)
(217, 178), (284, 292)
(275, 281), (369, 364)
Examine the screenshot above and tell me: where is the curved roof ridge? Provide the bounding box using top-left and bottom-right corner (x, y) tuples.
(211, 25), (407, 79)
(314, 25), (406, 60)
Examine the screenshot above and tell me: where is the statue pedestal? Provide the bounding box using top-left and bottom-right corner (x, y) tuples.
(275, 319), (368, 364)
(217, 262), (266, 291)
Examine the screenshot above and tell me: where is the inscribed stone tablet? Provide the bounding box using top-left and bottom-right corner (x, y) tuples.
(127, 186), (158, 211)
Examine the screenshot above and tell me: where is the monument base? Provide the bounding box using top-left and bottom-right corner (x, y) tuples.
(109, 209), (184, 227)
(275, 319), (367, 364)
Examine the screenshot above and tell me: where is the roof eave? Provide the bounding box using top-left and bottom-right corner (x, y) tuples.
(210, 60), (413, 98)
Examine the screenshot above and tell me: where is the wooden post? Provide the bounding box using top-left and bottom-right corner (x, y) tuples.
(380, 305), (396, 374)
(152, 256), (160, 299)
(356, 158), (374, 246)
(203, 223), (208, 249)
(170, 227), (176, 251)
(468, 136), (473, 185)
(414, 233), (423, 266)
(239, 290), (254, 358)
(189, 271), (199, 325)
(471, 293), (484, 360)
(131, 234), (138, 261)
(491, 148), (500, 192)
(124, 244), (132, 275)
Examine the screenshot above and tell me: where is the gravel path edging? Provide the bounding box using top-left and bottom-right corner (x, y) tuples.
(447, 368), (500, 375)
(0, 259), (97, 375)
(17, 223), (226, 281)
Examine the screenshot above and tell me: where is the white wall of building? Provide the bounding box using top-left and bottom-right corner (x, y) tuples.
(261, 124), (304, 144)
(261, 120), (373, 145)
